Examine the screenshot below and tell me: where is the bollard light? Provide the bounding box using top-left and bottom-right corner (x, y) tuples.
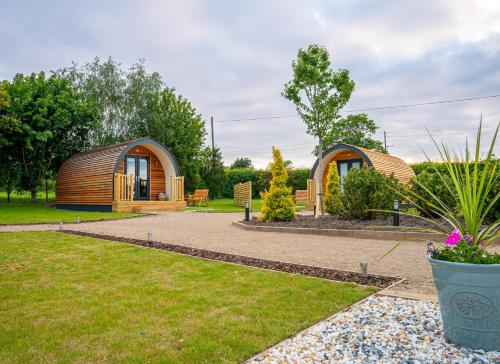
(59, 222), (64, 231)
(244, 202), (250, 221)
(360, 262), (368, 276)
(147, 230), (153, 242)
(393, 198), (400, 227)
(76, 217), (80, 224)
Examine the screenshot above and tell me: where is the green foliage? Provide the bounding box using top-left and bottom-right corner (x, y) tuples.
(411, 160), (499, 222)
(321, 114), (386, 153)
(199, 147), (226, 199)
(430, 240), (500, 264)
(1, 72), (98, 201)
(404, 121), (499, 247)
(341, 167), (398, 219)
(324, 161), (344, 215)
(282, 44), (355, 214)
(221, 167), (311, 199)
(60, 58), (207, 191)
(410, 170), (456, 218)
(230, 157), (253, 169)
(259, 148), (296, 222)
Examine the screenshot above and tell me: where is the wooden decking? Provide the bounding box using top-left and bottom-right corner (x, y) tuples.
(112, 200), (186, 212)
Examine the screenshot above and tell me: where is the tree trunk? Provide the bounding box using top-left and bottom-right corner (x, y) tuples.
(317, 137), (325, 217)
(45, 180), (49, 203)
(7, 190), (10, 203)
(30, 189), (37, 203)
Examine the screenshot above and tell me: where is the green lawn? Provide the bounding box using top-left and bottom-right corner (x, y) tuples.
(0, 232), (375, 363)
(187, 198), (306, 213)
(0, 200), (140, 224)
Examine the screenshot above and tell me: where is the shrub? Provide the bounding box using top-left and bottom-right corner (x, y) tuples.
(410, 169), (456, 218)
(341, 167), (398, 219)
(259, 148), (296, 222)
(324, 161), (343, 215)
(410, 160), (499, 222)
(287, 168), (311, 192)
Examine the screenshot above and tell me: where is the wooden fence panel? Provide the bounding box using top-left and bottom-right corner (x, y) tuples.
(234, 181), (252, 209)
(306, 179), (316, 210)
(170, 176), (185, 201)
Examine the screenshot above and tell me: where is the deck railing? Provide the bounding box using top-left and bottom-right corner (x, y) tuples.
(113, 173), (135, 201)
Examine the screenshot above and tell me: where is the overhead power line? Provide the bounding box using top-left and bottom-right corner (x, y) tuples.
(214, 93), (500, 123)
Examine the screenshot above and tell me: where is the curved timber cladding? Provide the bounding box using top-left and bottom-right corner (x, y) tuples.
(56, 138), (182, 212)
(311, 143), (415, 193)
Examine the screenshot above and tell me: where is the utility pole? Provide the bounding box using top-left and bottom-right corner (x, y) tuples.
(210, 116), (215, 152)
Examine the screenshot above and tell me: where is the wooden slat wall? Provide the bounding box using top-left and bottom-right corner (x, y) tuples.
(57, 141), (170, 206)
(320, 148), (415, 193)
(56, 144), (127, 205)
(116, 145), (166, 201)
(234, 181), (252, 209)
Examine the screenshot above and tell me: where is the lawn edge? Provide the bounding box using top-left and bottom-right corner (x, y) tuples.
(59, 229), (401, 288)
(0, 213), (155, 226)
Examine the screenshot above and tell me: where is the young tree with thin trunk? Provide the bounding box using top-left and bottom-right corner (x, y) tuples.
(282, 45), (354, 216)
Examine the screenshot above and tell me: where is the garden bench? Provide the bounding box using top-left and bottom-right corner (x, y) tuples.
(186, 189), (209, 207)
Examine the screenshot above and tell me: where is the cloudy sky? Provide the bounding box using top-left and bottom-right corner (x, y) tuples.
(1, 0), (499, 168)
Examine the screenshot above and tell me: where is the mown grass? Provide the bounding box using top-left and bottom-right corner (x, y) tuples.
(0, 232), (375, 363)
(0, 200), (140, 224)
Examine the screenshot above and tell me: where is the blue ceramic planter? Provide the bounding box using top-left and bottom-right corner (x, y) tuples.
(429, 257), (500, 351)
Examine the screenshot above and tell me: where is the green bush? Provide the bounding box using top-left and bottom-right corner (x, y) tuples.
(222, 167), (311, 199)
(259, 148), (296, 222)
(341, 167), (398, 219)
(324, 161), (343, 215)
(410, 170), (456, 218)
(410, 160), (499, 222)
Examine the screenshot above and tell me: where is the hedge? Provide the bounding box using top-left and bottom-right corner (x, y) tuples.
(221, 167), (311, 198)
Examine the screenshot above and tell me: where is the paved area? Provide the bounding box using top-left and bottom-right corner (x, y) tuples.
(1, 211), (462, 300)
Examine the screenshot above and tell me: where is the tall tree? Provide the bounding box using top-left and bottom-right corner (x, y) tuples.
(130, 87), (206, 192)
(282, 45), (354, 215)
(200, 146), (226, 199)
(0, 83), (21, 202)
(60, 58), (206, 191)
(230, 157), (253, 169)
(321, 113), (386, 153)
(59, 57), (129, 147)
(3, 72), (97, 201)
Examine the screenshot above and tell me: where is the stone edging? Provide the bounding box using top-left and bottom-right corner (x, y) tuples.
(62, 230), (401, 288)
(233, 221), (500, 244)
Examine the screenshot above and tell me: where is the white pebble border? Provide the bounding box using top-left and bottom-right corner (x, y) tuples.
(249, 296), (500, 364)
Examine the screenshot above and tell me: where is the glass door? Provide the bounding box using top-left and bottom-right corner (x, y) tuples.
(125, 156), (150, 200)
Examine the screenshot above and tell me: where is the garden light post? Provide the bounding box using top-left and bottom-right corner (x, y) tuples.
(360, 262), (368, 276)
(393, 198), (400, 227)
(147, 228), (152, 242)
(244, 202), (250, 221)
(76, 217), (80, 224)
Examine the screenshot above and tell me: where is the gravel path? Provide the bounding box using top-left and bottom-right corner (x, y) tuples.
(3, 212), (497, 300)
(248, 295), (500, 364)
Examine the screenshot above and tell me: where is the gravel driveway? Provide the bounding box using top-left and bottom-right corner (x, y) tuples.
(1, 211), (461, 300)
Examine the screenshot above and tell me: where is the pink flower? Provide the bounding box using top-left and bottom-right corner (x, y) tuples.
(445, 229), (461, 246)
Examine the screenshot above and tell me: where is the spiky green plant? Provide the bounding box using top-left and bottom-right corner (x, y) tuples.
(402, 120), (499, 248)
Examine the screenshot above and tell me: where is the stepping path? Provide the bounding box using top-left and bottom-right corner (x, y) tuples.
(248, 296), (500, 363)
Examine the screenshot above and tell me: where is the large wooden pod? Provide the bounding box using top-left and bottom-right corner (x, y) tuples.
(311, 143), (415, 193)
(56, 138), (185, 212)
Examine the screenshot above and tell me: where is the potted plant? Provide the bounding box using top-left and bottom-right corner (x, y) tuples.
(405, 121), (499, 351)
